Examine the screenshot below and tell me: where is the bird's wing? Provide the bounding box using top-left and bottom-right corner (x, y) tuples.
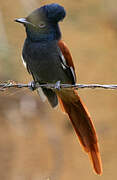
(58, 40), (76, 83)
(58, 40), (75, 70)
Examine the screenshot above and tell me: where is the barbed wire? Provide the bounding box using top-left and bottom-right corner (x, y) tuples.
(0, 80), (117, 91)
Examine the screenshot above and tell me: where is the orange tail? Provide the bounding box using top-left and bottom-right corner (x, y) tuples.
(57, 89), (102, 175)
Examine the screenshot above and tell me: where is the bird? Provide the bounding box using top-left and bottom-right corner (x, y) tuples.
(15, 3), (102, 175)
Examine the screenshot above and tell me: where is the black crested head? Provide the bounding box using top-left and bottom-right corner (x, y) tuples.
(26, 3), (66, 25)
(15, 4), (66, 41)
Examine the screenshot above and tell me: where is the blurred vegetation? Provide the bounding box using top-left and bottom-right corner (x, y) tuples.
(0, 0), (117, 179)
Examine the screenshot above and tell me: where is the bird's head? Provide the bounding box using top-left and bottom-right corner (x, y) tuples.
(15, 3), (66, 41)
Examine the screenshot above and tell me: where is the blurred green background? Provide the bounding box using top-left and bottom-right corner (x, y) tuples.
(0, 0), (117, 179)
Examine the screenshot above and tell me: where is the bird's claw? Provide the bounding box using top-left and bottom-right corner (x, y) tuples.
(55, 81), (61, 90)
(28, 81), (37, 91)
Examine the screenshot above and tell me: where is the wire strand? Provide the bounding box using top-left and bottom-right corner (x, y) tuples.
(0, 80), (117, 91)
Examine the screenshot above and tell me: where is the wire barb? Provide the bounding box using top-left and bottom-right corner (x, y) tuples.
(0, 80), (117, 91)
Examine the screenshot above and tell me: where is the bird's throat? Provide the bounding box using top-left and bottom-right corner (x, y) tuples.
(26, 24), (61, 42)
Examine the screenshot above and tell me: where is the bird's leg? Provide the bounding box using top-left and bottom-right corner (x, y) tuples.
(55, 80), (61, 90)
(28, 81), (37, 91)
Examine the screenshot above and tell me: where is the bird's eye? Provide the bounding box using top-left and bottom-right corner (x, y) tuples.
(38, 22), (46, 28)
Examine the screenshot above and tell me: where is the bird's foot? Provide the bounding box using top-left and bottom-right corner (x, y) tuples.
(55, 81), (61, 90)
(28, 81), (37, 91)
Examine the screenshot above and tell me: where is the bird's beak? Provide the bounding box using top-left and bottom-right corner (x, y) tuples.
(15, 18), (28, 24)
(15, 18), (35, 27)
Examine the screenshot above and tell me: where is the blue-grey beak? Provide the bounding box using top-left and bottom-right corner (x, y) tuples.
(15, 18), (35, 27)
(15, 18), (28, 24)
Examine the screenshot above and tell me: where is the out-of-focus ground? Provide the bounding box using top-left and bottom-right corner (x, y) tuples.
(0, 0), (117, 179)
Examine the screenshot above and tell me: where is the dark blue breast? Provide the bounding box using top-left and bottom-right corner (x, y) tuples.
(22, 38), (72, 84)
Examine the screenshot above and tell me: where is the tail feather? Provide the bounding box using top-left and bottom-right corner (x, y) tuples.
(58, 89), (102, 175)
(89, 146), (102, 175)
